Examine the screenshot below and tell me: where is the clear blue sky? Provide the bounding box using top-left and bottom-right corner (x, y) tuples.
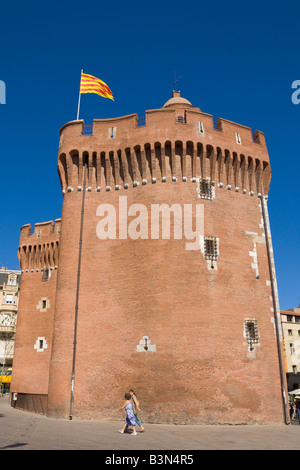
(0, 0), (299, 309)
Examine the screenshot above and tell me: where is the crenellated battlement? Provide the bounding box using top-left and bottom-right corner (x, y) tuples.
(18, 219), (61, 273)
(57, 93), (271, 197)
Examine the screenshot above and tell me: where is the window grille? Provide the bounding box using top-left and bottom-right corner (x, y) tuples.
(42, 268), (50, 282)
(175, 114), (186, 124)
(199, 179), (213, 200)
(204, 237), (218, 265)
(213, 119), (221, 131)
(244, 320), (259, 351)
(83, 124), (93, 135)
(137, 115), (145, 127)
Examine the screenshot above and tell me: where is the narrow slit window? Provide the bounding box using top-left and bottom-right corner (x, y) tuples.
(108, 127), (117, 138)
(235, 132), (241, 144)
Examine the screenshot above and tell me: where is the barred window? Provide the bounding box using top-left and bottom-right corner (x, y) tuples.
(244, 320), (259, 351)
(204, 237), (218, 267)
(42, 268), (51, 282)
(175, 113), (186, 123)
(199, 179), (214, 200)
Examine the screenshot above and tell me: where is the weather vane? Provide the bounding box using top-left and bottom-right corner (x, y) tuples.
(174, 72), (182, 92)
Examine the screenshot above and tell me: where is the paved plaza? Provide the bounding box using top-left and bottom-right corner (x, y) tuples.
(0, 396), (299, 451)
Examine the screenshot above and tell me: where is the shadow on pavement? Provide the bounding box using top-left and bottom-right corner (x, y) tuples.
(0, 442), (27, 449)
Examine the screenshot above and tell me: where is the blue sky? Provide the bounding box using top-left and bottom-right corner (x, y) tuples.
(0, 0), (299, 309)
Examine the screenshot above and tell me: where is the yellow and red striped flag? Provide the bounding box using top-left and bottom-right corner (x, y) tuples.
(80, 72), (114, 101)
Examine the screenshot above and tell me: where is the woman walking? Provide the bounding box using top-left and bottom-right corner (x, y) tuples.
(118, 393), (137, 435)
(129, 389), (145, 432)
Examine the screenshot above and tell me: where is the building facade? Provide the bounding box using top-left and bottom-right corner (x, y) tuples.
(281, 307), (300, 391)
(11, 92), (289, 424)
(0, 267), (21, 393)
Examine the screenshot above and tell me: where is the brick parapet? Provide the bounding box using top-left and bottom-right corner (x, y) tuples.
(18, 219), (61, 272)
(57, 104), (271, 197)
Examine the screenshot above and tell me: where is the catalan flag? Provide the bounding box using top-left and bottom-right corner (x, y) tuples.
(80, 72), (114, 101)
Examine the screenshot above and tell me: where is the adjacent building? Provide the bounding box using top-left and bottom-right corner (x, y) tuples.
(281, 307), (300, 391)
(0, 267), (21, 393)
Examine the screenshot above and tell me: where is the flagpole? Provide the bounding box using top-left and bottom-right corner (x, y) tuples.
(76, 69), (83, 120)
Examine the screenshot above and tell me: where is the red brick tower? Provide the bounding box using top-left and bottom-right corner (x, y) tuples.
(11, 220), (60, 413)
(11, 92), (289, 424)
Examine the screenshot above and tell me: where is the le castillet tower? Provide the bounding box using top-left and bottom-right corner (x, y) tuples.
(11, 91), (289, 424)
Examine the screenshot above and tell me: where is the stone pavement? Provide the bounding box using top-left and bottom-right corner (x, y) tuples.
(0, 396), (299, 451)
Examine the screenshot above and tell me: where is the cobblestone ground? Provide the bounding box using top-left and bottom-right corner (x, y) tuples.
(0, 396), (299, 451)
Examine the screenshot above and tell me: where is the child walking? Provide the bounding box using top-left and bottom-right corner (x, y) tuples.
(118, 393), (137, 435)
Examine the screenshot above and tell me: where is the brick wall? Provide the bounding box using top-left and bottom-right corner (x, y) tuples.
(47, 182), (286, 424)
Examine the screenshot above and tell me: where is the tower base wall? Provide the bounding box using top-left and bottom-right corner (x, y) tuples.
(46, 184), (287, 425)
